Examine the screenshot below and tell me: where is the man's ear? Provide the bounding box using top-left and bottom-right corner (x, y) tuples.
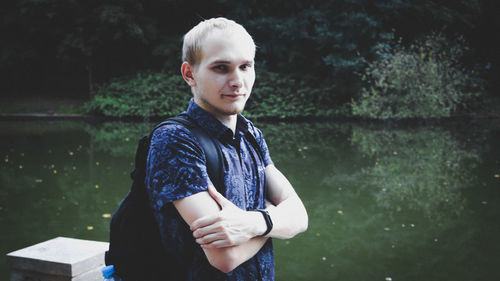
(181, 62), (196, 87)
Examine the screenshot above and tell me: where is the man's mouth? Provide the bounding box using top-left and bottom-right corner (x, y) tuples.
(223, 93), (245, 98)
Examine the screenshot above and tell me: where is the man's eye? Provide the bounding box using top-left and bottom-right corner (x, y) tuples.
(214, 65), (227, 71)
(240, 64), (251, 70)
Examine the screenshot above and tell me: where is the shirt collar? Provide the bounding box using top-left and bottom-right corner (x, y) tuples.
(186, 99), (251, 141)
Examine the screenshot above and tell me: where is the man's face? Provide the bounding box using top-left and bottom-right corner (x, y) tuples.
(190, 29), (255, 119)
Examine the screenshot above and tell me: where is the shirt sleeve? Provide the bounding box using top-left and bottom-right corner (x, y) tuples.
(145, 124), (211, 211)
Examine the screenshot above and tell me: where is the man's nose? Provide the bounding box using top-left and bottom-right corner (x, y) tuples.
(229, 70), (243, 88)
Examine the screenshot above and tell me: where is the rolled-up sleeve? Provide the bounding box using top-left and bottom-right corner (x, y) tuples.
(145, 124), (210, 212)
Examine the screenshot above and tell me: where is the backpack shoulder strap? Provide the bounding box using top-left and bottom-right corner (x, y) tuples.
(128, 119), (179, 187)
(150, 115), (225, 194)
(244, 130), (265, 164)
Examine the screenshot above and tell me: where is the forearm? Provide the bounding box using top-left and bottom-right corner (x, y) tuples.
(180, 187), (270, 273)
(264, 165), (308, 239)
(266, 193), (308, 239)
(234, 236), (268, 261)
(204, 236), (268, 273)
(199, 209), (268, 272)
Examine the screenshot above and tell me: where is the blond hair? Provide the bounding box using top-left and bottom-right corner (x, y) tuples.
(182, 17), (255, 66)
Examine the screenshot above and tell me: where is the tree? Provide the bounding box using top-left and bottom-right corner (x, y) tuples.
(1, 0), (159, 99)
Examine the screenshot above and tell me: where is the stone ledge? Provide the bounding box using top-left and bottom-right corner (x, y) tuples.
(6, 237), (109, 280)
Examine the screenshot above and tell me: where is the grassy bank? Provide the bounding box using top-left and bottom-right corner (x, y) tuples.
(84, 71), (351, 120)
(1, 71), (498, 121)
(0, 97), (87, 115)
(1, 91), (499, 121)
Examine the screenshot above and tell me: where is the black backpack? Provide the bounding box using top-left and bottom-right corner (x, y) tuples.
(104, 115), (225, 281)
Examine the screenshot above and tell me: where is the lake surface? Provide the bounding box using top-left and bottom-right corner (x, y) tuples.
(1, 119), (499, 280)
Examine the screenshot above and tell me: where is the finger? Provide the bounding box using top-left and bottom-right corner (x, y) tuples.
(192, 222), (223, 238)
(201, 239), (232, 249)
(207, 185), (232, 208)
(195, 232), (225, 245)
(191, 214), (219, 231)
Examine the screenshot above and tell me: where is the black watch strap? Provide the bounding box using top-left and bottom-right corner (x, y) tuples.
(255, 209), (273, 237)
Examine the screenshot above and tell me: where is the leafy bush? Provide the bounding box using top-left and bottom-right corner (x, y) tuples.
(245, 71), (344, 118)
(88, 70), (347, 119)
(87, 72), (190, 119)
(352, 33), (483, 119)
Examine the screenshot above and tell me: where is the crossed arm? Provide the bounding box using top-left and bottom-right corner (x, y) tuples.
(173, 164), (308, 273)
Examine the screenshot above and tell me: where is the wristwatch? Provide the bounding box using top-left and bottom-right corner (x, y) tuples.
(254, 209), (273, 237)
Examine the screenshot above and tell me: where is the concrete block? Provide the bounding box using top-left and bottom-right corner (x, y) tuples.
(6, 237), (109, 281)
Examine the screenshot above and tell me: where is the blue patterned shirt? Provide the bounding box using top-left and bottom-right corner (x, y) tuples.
(145, 99), (275, 281)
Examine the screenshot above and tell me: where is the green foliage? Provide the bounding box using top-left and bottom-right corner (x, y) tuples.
(230, 0), (396, 76)
(87, 70), (347, 119)
(352, 33), (484, 119)
(87, 72), (190, 118)
(55, 0), (157, 62)
(246, 71), (342, 118)
(223, 0), (483, 77)
(2, 0), (493, 110)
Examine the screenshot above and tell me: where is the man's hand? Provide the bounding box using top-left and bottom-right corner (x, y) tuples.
(190, 186), (266, 248)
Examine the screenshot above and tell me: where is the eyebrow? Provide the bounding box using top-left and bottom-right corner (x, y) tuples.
(209, 60), (254, 65)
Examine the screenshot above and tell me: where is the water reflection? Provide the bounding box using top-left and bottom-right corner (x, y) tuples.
(259, 121), (498, 281)
(0, 120), (498, 281)
(351, 125), (480, 221)
(83, 122), (151, 157)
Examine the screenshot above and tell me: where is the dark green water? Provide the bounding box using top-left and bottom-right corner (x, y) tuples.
(1, 119), (499, 281)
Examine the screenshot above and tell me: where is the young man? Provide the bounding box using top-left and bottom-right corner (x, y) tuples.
(145, 17), (308, 280)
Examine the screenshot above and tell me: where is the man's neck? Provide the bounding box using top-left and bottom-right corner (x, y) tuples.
(193, 98), (238, 134)
(216, 114), (237, 135)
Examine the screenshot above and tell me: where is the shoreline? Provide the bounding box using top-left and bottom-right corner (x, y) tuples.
(1, 112), (499, 124)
